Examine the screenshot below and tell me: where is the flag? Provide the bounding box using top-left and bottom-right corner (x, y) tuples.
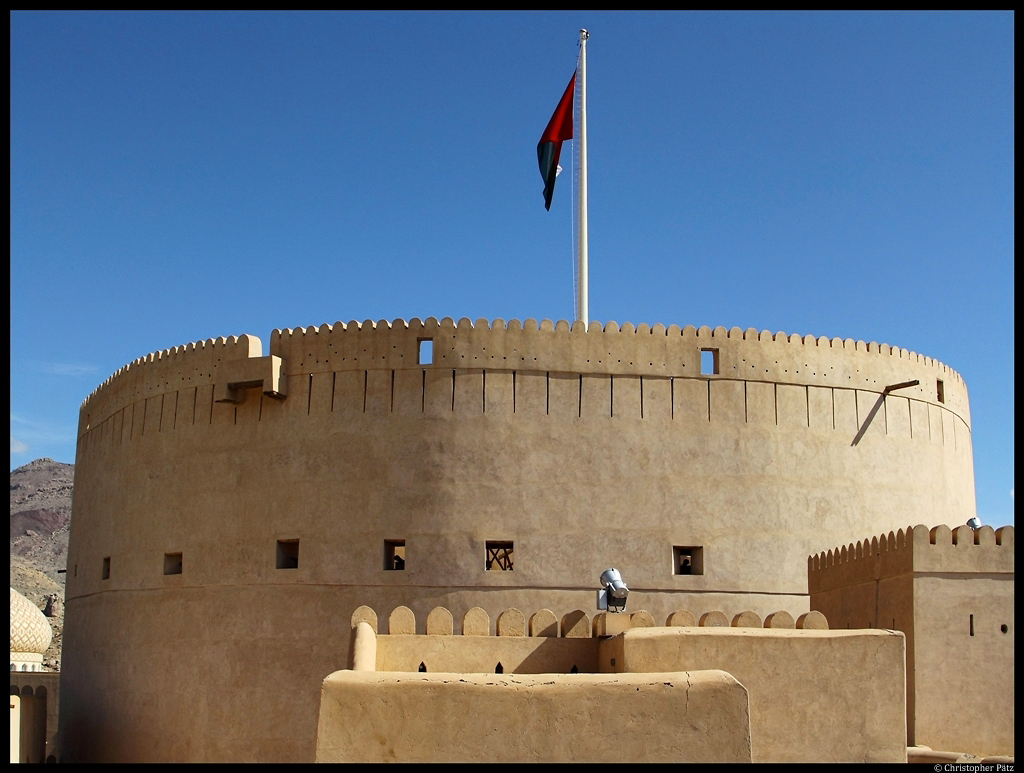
(537, 72), (576, 210)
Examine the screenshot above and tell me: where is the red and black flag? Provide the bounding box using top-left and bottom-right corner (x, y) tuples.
(537, 72), (576, 210)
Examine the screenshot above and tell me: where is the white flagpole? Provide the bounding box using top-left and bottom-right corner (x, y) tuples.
(577, 29), (589, 329)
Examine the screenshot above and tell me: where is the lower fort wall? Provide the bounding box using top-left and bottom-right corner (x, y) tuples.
(60, 322), (977, 762)
(316, 618), (905, 763)
(809, 524), (1014, 757)
(601, 626), (907, 763)
(316, 669), (752, 763)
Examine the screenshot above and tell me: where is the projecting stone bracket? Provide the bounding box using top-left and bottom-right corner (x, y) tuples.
(214, 355), (288, 403)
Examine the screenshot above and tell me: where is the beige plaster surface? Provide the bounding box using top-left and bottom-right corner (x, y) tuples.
(810, 523), (1014, 757)
(61, 320), (974, 762)
(372, 631), (599, 674)
(315, 669), (752, 762)
(599, 626), (907, 762)
(10, 674), (59, 763)
(10, 695), (19, 764)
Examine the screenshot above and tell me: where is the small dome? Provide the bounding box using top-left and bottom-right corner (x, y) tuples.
(10, 587), (52, 656)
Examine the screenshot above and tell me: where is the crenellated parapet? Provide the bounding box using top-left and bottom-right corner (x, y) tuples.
(77, 317), (970, 438)
(78, 334), (264, 435)
(809, 523), (1014, 594)
(349, 604), (825, 636)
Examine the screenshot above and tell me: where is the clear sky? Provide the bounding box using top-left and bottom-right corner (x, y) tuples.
(10, 11), (1014, 526)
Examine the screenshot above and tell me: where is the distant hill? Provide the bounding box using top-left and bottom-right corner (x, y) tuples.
(10, 457), (73, 670)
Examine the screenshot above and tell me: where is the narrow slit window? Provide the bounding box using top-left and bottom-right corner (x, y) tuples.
(102, 556), (111, 580)
(276, 539), (300, 569)
(384, 540), (406, 571)
(673, 546), (704, 576)
(700, 348), (719, 376)
(485, 540), (514, 571)
(163, 552), (183, 576)
(418, 339), (433, 365)
(936, 379), (945, 403)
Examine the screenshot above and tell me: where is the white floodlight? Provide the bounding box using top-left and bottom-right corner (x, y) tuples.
(598, 568), (629, 613)
(967, 516), (982, 530)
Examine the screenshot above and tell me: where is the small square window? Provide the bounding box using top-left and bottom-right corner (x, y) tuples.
(384, 540), (406, 571)
(418, 338), (433, 365)
(936, 379), (945, 404)
(163, 552), (183, 576)
(673, 546), (704, 576)
(485, 541), (514, 571)
(102, 556), (111, 580)
(276, 539), (299, 569)
(700, 349), (719, 376)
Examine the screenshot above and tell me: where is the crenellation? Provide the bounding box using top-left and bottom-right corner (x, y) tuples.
(810, 523), (1014, 593)
(341, 605), (826, 638)
(76, 320), (971, 455)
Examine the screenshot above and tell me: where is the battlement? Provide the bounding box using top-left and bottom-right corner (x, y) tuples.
(808, 524), (1014, 594)
(349, 604), (825, 637)
(78, 334), (261, 431)
(78, 317), (970, 436)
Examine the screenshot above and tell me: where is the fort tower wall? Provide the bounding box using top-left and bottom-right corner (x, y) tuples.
(61, 319), (976, 762)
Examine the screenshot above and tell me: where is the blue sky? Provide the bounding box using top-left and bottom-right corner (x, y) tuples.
(10, 12), (1014, 526)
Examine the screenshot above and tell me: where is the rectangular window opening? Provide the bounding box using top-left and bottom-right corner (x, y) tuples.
(969, 613), (974, 637)
(102, 556), (111, 580)
(163, 552), (183, 576)
(384, 540), (406, 571)
(276, 539), (300, 570)
(700, 348), (719, 376)
(417, 338), (434, 365)
(485, 540), (514, 571)
(673, 546), (704, 576)
(936, 379), (945, 404)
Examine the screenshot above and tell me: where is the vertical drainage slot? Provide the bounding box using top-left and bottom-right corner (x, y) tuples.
(970, 614), (974, 637)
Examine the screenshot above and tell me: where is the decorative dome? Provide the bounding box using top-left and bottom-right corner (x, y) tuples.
(10, 587), (52, 657)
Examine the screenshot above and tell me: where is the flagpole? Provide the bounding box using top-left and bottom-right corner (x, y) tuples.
(577, 29), (589, 329)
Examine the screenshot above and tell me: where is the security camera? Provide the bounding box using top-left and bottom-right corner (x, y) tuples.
(597, 568), (629, 613)
(967, 516), (982, 530)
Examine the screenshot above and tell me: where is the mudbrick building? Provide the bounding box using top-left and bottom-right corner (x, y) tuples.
(57, 317), (1011, 761)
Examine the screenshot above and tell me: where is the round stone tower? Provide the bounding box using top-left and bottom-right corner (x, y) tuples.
(60, 317), (976, 761)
